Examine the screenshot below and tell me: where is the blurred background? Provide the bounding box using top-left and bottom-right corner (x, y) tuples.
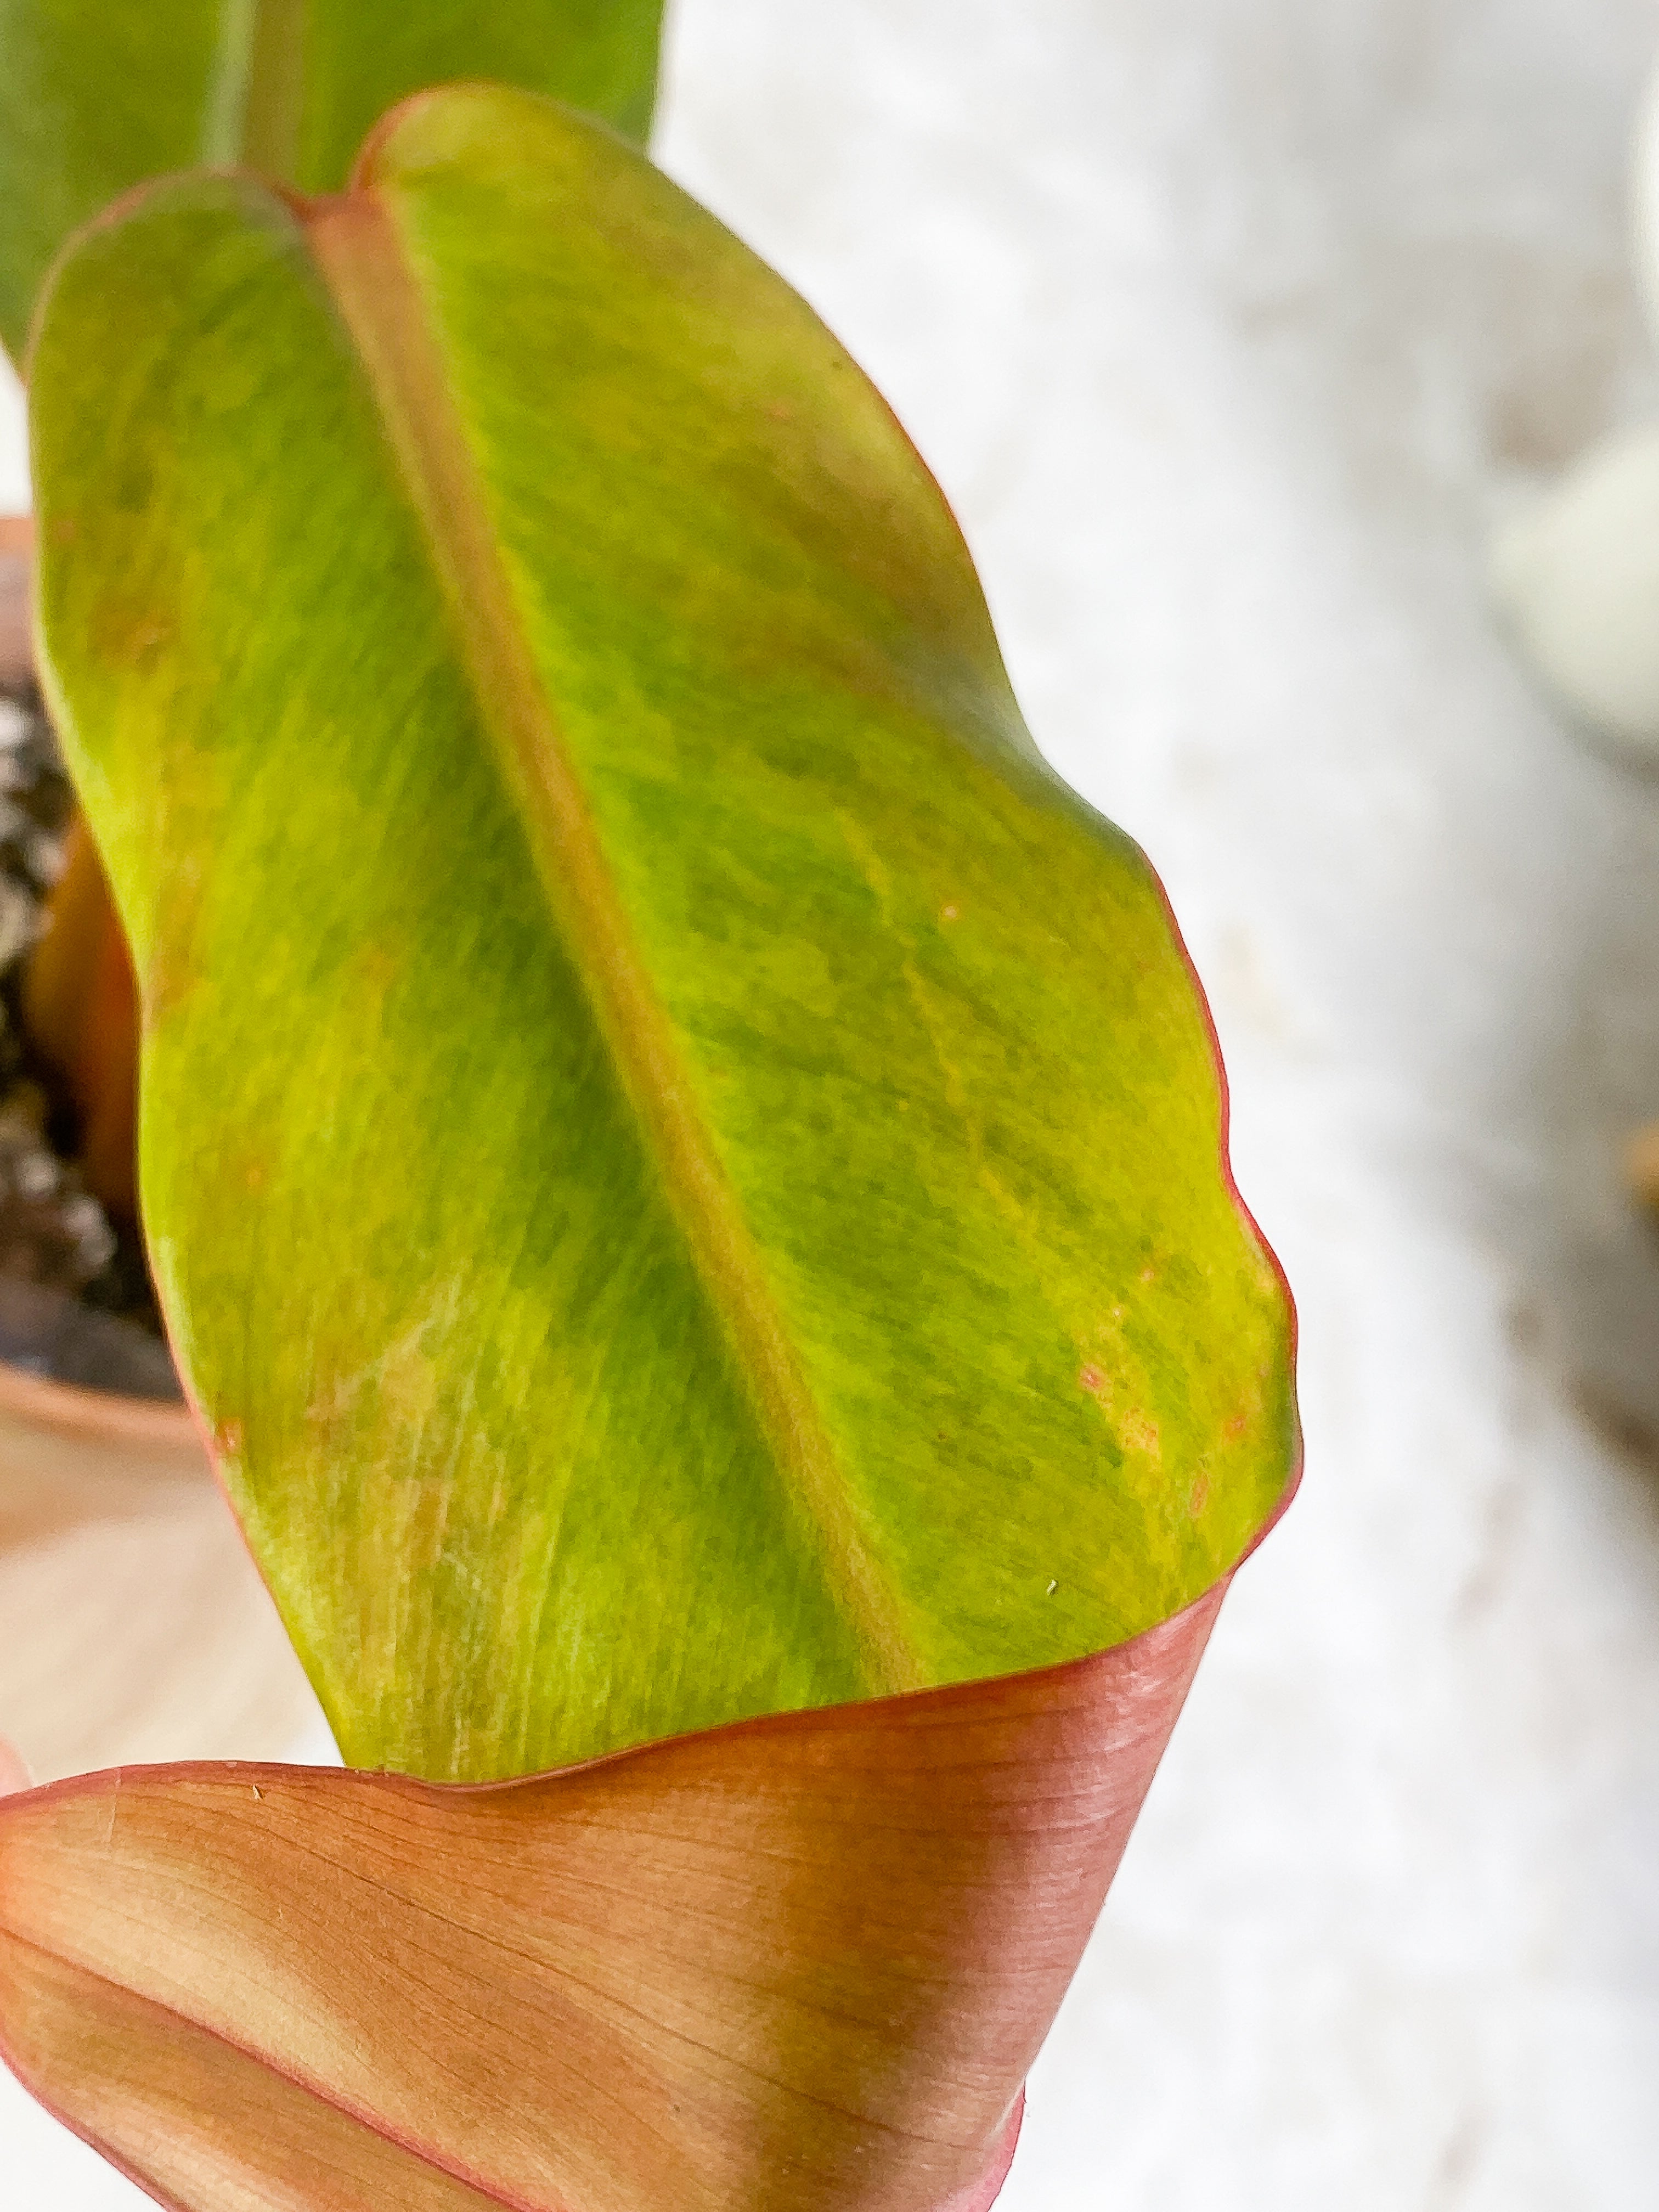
(9, 0), (1659, 2203)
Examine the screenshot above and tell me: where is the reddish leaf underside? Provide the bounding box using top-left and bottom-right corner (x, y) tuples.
(0, 1586), (1223, 2212)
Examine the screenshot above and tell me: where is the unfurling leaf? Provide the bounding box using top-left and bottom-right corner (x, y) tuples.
(0, 0), (666, 357)
(0, 1589), (1221, 2212)
(32, 87), (1297, 1787)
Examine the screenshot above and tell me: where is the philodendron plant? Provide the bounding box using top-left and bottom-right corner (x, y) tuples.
(0, 22), (1299, 2212)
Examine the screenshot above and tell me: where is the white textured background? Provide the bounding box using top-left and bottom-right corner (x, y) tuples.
(9, 2), (1659, 2204)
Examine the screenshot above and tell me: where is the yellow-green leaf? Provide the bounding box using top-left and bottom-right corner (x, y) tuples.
(31, 85), (1297, 1782)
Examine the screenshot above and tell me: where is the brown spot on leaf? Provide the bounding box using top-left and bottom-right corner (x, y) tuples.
(1120, 1410), (1160, 1458)
(92, 598), (174, 668)
(357, 942), (399, 996)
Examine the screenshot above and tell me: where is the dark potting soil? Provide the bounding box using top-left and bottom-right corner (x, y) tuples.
(0, 679), (181, 1401)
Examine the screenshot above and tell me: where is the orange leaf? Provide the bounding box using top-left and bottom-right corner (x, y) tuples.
(0, 1585), (1224, 2211)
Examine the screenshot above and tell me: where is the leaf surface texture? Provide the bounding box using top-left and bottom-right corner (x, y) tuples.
(31, 86), (1297, 1780)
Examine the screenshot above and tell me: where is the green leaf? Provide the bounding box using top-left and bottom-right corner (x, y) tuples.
(0, 0), (664, 358)
(30, 84), (1298, 1782)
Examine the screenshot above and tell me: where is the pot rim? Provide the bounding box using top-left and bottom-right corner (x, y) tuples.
(0, 1352), (198, 1450)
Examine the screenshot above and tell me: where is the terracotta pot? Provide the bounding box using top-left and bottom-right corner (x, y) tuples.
(0, 514), (321, 1782)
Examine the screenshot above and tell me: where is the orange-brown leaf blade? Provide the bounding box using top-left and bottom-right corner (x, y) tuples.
(0, 1588), (1224, 2212)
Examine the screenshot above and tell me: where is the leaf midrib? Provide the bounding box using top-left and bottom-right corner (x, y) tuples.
(300, 182), (921, 1697)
